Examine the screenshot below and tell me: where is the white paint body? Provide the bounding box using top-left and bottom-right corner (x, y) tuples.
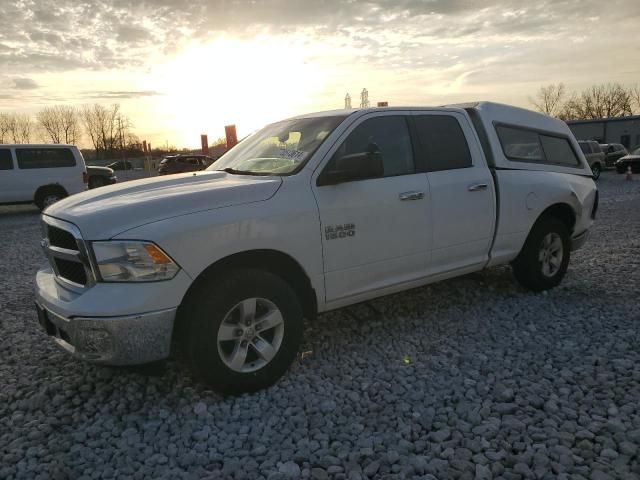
(36, 103), (597, 364)
(0, 144), (87, 204)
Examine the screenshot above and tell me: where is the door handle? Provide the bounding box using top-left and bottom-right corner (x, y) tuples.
(468, 183), (488, 192)
(399, 191), (425, 201)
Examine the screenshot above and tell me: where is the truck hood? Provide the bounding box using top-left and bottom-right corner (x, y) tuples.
(86, 165), (114, 175)
(45, 170), (282, 239)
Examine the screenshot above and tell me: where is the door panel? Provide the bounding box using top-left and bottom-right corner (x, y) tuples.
(427, 168), (494, 272)
(316, 174), (431, 301)
(312, 113), (432, 303)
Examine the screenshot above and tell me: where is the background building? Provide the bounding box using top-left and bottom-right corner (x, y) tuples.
(567, 116), (640, 149)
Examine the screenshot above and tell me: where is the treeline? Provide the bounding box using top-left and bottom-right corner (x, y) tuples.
(530, 83), (640, 120)
(0, 104), (143, 160)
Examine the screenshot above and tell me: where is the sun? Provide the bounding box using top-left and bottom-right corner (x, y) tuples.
(149, 35), (326, 147)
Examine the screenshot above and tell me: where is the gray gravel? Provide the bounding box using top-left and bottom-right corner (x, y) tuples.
(1, 171), (640, 480)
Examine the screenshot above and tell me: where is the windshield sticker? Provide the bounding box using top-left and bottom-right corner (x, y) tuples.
(277, 148), (306, 162)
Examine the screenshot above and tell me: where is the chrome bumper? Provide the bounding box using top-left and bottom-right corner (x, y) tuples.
(571, 229), (590, 251)
(35, 302), (175, 365)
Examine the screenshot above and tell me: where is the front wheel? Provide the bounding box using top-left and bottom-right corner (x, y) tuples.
(181, 269), (303, 394)
(591, 163), (601, 180)
(512, 216), (571, 292)
(35, 187), (67, 211)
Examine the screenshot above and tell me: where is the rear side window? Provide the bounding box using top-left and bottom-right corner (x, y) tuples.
(413, 115), (472, 171)
(497, 125), (580, 167)
(16, 148), (76, 169)
(0, 149), (12, 170)
(496, 126), (543, 162)
(540, 135), (580, 166)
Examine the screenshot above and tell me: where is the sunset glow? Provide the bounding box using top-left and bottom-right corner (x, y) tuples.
(1, 1), (639, 148)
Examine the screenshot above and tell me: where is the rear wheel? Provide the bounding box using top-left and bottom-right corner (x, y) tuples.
(35, 186), (67, 211)
(512, 216), (571, 292)
(181, 268), (303, 394)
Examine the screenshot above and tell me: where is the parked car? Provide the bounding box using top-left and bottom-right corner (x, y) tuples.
(615, 146), (640, 173)
(87, 166), (117, 189)
(0, 144), (87, 210)
(106, 160), (133, 170)
(578, 140), (605, 179)
(35, 102), (597, 394)
(158, 154), (214, 175)
(599, 143), (628, 167)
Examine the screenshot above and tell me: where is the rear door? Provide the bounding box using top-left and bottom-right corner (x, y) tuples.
(412, 112), (495, 274)
(312, 112), (432, 304)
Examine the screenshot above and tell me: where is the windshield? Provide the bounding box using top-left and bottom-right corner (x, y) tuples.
(209, 116), (346, 175)
(631, 146), (640, 155)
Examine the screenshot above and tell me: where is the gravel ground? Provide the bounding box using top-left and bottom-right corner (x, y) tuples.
(1, 171), (639, 480)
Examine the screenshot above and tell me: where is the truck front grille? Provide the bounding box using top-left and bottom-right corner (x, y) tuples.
(41, 217), (94, 289)
(54, 258), (88, 285)
(47, 225), (78, 250)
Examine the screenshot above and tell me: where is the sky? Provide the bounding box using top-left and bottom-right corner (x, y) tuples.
(1, 0), (639, 148)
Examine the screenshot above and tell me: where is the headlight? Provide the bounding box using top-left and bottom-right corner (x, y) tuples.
(91, 241), (179, 282)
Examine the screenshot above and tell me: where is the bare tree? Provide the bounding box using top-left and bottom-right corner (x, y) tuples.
(578, 84), (632, 119)
(81, 104), (102, 155)
(529, 83), (566, 117)
(0, 113), (11, 143)
(2, 113), (32, 143)
(37, 105), (80, 144)
(81, 103), (133, 159)
(631, 84), (640, 115)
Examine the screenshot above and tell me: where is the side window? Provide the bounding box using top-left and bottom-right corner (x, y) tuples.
(579, 142), (590, 154)
(328, 116), (414, 178)
(16, 148), (76, 169)
(539, 135), (580, 166)
(0, 149), (13, 170)
(414, 115), (472, 171)
(496, 126), (543, 162)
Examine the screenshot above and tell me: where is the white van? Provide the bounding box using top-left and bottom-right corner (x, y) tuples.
(0, 144), (88, 210)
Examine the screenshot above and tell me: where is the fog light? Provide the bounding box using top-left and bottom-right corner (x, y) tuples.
(75, 328), (112, 354)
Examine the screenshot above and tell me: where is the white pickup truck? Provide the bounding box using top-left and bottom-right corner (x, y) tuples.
(35, 102), (598, 393)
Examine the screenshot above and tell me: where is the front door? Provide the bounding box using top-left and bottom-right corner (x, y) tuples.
(312, 113), (432, 305)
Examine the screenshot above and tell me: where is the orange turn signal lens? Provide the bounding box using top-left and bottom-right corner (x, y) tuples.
(143, 244), (172, 264)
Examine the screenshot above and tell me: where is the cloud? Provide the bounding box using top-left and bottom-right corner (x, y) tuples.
(0, 0), (639, 116)
(82, 90), (162, 99)
(12, 77), (39, 89)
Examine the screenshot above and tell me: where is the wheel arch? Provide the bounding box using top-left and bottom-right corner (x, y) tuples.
(537, 202), (577, 234)
(175, 249), (317, 338)
(34, 183), (68, 201)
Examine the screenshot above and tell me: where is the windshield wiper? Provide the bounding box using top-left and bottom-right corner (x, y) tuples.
(219, 167), (255, 175)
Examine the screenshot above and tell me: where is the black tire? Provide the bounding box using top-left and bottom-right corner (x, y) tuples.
(512, 216), (571, 292)
(89, 176), (107, 189)
(181, 268), (303, 394)
(591, 163), (601, 180)
(34, 186), (67, 211)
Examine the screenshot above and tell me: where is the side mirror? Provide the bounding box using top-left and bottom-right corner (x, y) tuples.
(317, 147), (384, 186)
